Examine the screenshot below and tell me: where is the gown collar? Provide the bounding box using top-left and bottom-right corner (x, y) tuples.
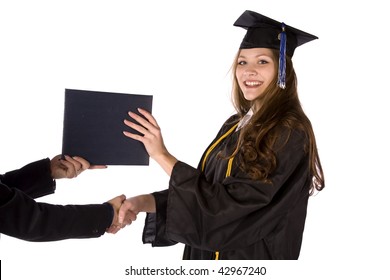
(237, 108), (254, 130)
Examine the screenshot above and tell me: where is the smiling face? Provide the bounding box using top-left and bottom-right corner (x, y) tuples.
(235, 48), (277, 103)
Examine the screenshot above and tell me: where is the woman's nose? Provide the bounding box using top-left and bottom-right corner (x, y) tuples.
(244, 68), (257, 76)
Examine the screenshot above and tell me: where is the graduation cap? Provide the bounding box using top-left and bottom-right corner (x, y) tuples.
(233, 10), (318, 88)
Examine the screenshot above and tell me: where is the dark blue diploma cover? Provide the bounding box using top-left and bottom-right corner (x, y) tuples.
(62, 89), (153, 165)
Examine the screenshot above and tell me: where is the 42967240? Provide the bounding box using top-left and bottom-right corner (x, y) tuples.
(217, 266), (266, 276)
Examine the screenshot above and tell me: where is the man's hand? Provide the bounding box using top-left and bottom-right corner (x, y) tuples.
(50, 155), (107, 179)
(106, 194), (137, 234)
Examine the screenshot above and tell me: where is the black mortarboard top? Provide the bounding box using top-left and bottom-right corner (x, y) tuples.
(234, 10), (318, 88)
(62, 89), (153, 166)
(234, 10), (318, 57)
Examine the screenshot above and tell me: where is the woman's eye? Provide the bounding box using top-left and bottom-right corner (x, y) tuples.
(258, 60), (268, 64)
(238, 61), (246, 65)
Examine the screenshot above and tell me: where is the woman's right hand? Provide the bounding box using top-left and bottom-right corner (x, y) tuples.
(118, 194), (156, 224)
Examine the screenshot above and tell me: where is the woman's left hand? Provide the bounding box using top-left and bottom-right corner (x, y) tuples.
(123, 108), (178, 176)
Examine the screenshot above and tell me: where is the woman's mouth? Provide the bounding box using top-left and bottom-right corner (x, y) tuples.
(244, 80), (262, 87)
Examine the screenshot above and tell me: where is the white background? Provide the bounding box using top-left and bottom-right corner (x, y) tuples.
(0, 0), (389, 279)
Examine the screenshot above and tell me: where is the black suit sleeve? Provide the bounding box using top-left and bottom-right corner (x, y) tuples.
(0, 159), (113, 241)
(0, 186), (113, 241)
(0, 158), (55, 198)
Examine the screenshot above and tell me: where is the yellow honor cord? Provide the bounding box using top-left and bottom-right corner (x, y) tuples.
(201, 123), (239, 172)
(226, 156), (234, 177)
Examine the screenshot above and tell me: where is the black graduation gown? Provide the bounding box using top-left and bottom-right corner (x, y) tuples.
(0, 158), (113, 241)
(142, 115), (311, 259)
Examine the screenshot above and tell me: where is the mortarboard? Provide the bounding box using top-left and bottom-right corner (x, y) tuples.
(233, 10), (318, 88)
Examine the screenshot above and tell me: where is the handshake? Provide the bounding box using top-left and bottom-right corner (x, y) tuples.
(50, 155), (156, 236)
(104, 194), (155, 234)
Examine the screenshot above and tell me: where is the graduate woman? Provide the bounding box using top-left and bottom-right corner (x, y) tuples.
(120, 10), (325, 260)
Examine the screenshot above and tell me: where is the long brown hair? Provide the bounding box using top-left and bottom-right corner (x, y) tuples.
(230, 49), (324, 195)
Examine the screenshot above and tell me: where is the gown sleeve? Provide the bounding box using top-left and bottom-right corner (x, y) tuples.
(162, 129), (311, 252)
(142, 116), (241, 247)
(142, 190), (178, 246)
